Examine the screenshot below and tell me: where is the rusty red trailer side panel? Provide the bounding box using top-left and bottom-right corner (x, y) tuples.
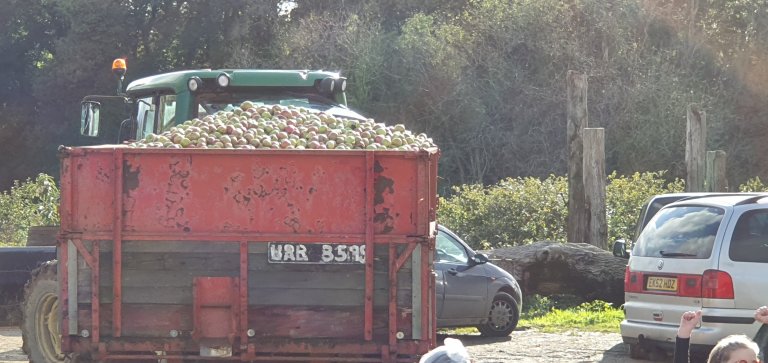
(58, 145), (439, 362)
(64, 147), (431, 236)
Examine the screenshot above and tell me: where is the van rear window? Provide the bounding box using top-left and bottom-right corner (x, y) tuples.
(633, 206), (724, 258)
(730, 210), (768, 262)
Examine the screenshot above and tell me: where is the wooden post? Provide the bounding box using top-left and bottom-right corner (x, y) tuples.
(686, 104), (706, 192)
(706, 150), (728, 192)
(567, 71), (588, 244)
(583, 128), (607, 250)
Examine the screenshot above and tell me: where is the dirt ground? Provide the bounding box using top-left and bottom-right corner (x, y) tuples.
(0, 326), (25, 362)
(0, 325), (675, 363)
(453, 329), (669, 363)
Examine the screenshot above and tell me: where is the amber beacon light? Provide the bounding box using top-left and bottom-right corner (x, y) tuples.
(112, 58), (127, 95)
(112, 58), (127, 77)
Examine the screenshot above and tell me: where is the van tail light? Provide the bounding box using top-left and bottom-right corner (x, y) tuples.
(677, 275), (702, 297)
(702, 269), (734, 299)
(625, 266), (644, 293)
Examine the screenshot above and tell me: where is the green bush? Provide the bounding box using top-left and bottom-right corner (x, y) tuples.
(438, 171), (684, 249)
(0, 174), (60, 246)
(739, 177), (768, 192)
(437, 175), (568, 249)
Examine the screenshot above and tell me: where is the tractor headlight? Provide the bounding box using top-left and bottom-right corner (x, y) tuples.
(187, 77), (202, 92)
(217, 73), (231, 88)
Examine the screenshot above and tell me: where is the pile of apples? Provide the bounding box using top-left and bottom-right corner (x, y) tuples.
(130, 102), (435, 151)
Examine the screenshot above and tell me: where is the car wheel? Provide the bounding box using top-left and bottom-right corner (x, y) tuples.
(476, 292), (519, 337)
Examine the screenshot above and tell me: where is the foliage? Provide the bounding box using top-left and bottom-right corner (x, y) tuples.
(437, 175), (568, 249)
(738, 177), (768, 192)
(0, 174), (60, 246)
(438, 171), (684, 249)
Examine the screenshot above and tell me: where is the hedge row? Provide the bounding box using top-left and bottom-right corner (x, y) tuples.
(437, 171), (686, 250)
(439, 173), (768, 250)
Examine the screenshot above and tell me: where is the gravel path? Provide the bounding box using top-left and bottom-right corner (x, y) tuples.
(452, 329), (669, 363)
(0, 326), (672, 363)
(0, 326), (25, 362)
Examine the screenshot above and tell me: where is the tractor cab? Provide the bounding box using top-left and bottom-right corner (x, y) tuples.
(81, 59), (363, 143)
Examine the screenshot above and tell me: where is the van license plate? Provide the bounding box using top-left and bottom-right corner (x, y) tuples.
(267, 242), (366, 264)
(646, 276), (677, 291)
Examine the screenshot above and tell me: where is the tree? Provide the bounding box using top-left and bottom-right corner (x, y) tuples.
(0, 0), (66, 190)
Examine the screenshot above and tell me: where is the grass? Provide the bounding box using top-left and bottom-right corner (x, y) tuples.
(438, 295), (624, 336)
(519, 296), (623, 333)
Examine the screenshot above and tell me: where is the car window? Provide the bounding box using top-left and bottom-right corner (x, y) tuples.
(634, 196), (694, 241)
(436, 232), (469, 264)
(633, 205), (724, 258)
(632, 202), (650, 241)
(730, 209), (768, 262)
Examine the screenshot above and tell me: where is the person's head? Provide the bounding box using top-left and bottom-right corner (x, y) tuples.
(707, 334), (760, 363)
(419, 338), (471, 363)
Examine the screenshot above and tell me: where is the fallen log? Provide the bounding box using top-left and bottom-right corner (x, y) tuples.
(484, 241), (628, 307)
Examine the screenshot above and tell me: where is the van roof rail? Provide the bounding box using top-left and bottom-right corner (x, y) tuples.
(667, 193), (768, 205)
(735, 194), (768, 206)
(675, 193), (761, 203)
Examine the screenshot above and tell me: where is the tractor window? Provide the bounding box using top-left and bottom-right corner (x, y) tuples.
(158, 95), (177, 132)
(194, 91), (367, 120)
(136, 96), (156, 139)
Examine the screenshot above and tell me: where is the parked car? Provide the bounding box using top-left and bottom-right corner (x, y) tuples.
(619, 193), (768, 359)
(435, 225), (523, 337)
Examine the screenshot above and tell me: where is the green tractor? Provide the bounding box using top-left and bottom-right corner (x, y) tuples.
(81, 58), (364, 143)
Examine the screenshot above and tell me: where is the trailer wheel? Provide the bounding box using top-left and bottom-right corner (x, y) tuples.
(21, 260), (81, 363)
(476, 292), (519, 337)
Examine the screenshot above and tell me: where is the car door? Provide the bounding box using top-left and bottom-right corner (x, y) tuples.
(435, 229), (489, 324)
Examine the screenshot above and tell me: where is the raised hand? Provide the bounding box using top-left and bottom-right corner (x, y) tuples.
(677, 310), (702, 339)
(754, 306), (768, 325)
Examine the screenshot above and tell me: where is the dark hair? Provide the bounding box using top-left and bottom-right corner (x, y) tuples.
(707, 335), (759, 363)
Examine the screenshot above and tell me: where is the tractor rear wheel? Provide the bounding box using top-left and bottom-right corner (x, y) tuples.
(20, 260), (82, 363)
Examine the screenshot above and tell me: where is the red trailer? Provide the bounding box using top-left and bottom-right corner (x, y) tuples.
(51, 145), (438, 362)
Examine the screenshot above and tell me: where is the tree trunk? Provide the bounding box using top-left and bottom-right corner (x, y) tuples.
(566, 71), (589, 244)
(485, 241), (627, 307)
(686, 104), (706, 192)
(706, 150), (728, 192)
(583, 128), (607, 250)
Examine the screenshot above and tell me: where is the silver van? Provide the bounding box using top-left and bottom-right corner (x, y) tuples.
(620, 193), (768, 358)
